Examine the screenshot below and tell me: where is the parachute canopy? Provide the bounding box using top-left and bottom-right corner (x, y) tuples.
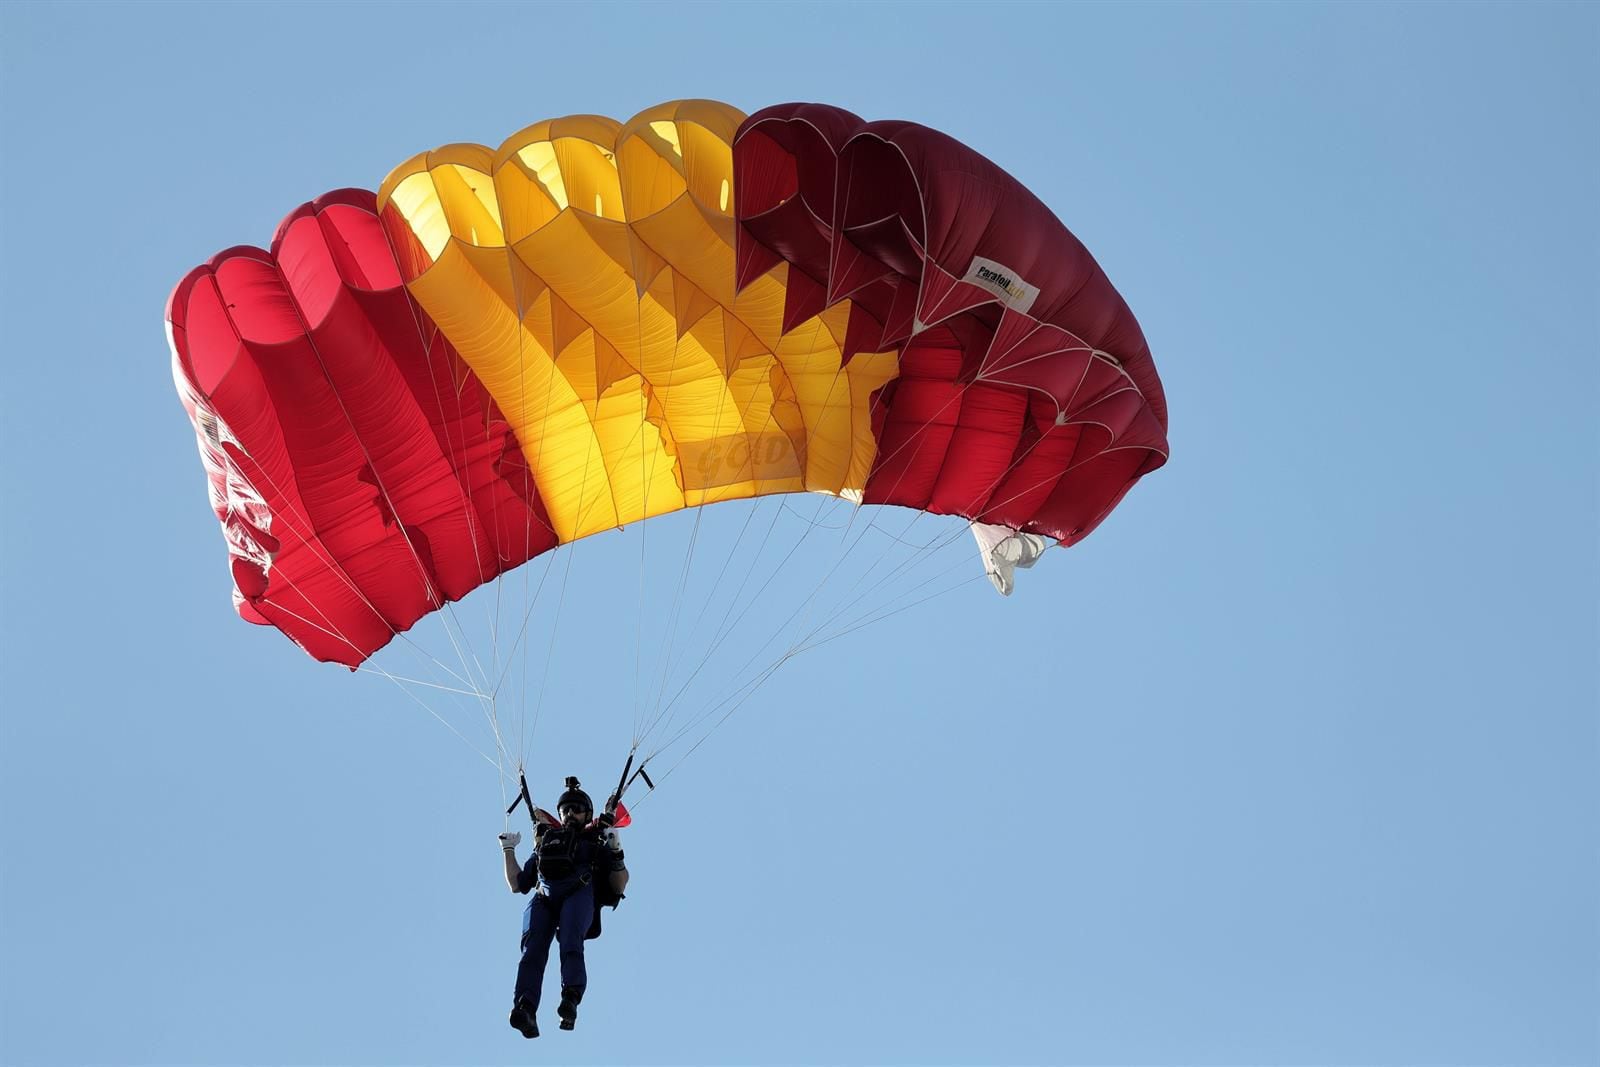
(167, 100), (1167, 668)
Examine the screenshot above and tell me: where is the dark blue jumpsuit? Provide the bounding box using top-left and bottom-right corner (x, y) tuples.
(512, 825), (606, 1013)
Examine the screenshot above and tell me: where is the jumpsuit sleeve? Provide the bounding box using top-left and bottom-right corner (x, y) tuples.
(514, 852), (539, 894)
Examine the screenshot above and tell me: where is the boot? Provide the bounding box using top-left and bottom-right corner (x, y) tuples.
(508, 1000), (539, 1039)
(557, 985), (583, 1031)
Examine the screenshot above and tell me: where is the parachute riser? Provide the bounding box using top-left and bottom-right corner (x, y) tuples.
(607, 751), (655, 814)
(506, 769), (550, 832)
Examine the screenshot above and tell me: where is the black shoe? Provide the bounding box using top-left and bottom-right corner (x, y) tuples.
(557, 986), (582, 1031)
(509, 1002), (539, 1039)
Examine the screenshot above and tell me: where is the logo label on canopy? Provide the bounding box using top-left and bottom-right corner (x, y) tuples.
(962, 255), (1039, 314)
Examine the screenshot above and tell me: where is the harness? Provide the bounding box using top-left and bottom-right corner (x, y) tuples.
(534, 824), (598, 885)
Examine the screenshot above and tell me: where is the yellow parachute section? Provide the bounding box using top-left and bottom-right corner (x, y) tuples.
(377, 99), (898, 544)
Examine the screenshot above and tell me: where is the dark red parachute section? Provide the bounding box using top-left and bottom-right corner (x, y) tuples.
(167, 190), (556, 666)
(732, 103), (1168, 545)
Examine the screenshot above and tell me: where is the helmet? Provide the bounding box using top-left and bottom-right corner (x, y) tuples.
(556, 777), (593, 819)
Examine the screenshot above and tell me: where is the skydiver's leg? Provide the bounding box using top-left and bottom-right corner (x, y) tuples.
(555, 883), (596, 1029)
(514, 895), (559, 1015)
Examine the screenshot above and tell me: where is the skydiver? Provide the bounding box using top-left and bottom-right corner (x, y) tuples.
(500, 777), (629, 1039)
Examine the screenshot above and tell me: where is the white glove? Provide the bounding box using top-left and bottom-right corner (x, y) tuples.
(602, 829), (622, 851)
(498, 831), (521, 850)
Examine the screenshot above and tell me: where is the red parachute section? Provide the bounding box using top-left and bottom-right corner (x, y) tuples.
(167, 190), (557, 666)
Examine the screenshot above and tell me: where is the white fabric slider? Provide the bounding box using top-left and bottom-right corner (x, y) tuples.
(970, 522), (1051, 596)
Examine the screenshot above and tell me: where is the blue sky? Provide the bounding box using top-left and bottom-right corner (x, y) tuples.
(1, 3), (1595, 1065)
